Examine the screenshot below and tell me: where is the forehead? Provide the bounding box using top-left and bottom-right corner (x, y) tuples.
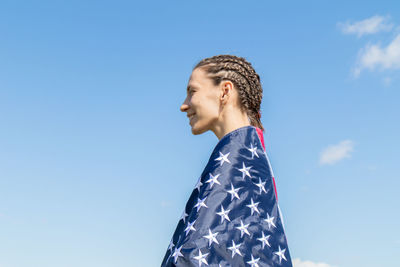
(187, 68), (211, 92)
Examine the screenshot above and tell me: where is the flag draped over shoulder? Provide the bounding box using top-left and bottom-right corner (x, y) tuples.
(161, 126), (292, 267)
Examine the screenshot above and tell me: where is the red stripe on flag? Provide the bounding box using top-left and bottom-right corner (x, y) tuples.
(256, 127), (278, 202)
(272, 176), (278, 202)
(255, 127), (265, 151)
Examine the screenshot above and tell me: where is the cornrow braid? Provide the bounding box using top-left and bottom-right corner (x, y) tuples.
(194, 55), (264, 131)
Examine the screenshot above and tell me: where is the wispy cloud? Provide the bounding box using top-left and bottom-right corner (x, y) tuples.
(338, 15), (393, 37)
(293, 258), (337, 267)
(319, 140), (354, 165)
(353, 34), (400, 77)
(339, 14), (400, 78)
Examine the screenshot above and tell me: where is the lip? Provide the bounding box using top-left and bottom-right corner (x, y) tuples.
(188, 113), (195, 123)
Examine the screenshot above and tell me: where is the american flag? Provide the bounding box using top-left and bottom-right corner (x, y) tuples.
(161, 126), (292, 266)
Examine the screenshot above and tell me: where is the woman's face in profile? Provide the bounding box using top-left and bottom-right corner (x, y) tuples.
(180, 67), (221, 135)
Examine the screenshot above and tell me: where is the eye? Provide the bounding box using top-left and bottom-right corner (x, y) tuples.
(187, 85), (197, 96)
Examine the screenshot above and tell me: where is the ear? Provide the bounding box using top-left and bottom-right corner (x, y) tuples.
(220, 81), (233, 104)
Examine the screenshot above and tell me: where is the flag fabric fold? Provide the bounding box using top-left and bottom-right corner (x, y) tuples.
(161, 126), (292, 267)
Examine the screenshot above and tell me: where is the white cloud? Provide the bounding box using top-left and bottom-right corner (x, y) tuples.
(319, 140), (354, 165)
(293, 258), (336, 267)
(338, 15), (393, 37)
(353, 34), (400, 77)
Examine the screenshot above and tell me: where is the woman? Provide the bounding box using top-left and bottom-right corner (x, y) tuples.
(161, 55), (292, 266)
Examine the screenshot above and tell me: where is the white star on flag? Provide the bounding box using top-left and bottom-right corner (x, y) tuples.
(227, 183), (241, 201)
(247, 254), (260, 267)
(215, 151), (231, 166)
(274, 246), (287, 264)
(194, 197), (208, 212)
(184, 220), (196, 236)
(257, 231), (271, 249)
(247, 144), (259, 159)
(236, 219), (250, 237)
(254, 177), (267, 194)
(180, 211), (188, 223)
(227, 240), (242, 258)
(264, 213), (276, 230)
(168, 240), (174, 251)
(195, 178), (203, 192)
(193, 249), (209, 266)
(205, 173), (221, 188)
(203, 228), (219, 247)
(246, 198), (260, 215)
(238, 162), (252, 179)
(216, 205), (230, 223)
(172, 245), (183, 263)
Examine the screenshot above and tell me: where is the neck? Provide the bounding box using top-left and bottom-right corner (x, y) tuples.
(211, 108), (251, 140)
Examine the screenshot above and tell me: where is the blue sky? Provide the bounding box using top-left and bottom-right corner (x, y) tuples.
(0, 1), (399, 266)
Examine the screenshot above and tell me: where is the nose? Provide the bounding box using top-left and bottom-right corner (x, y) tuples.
(180, 97), (190, 112)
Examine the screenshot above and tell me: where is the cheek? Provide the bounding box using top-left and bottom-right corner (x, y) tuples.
(193, 93), (220, 119)
(206, 95), (220, 116)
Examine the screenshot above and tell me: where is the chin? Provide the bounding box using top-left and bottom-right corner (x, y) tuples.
(191, 124), (208, 135)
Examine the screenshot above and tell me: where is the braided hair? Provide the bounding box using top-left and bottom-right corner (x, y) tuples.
(194, 55), (264, 131)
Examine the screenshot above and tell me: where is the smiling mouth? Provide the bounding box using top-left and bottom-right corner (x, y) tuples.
(188, 114), (195, 123)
